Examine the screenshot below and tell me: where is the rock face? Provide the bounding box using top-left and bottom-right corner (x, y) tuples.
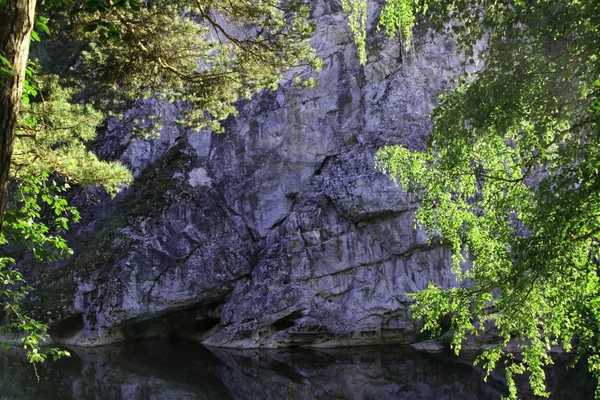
(43, 0), (470, 347)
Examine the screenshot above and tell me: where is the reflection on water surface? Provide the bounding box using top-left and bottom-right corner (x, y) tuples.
(0, 340), (594, 399)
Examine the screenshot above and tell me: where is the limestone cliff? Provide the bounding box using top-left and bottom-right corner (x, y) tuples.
(40, 0), (471, 347)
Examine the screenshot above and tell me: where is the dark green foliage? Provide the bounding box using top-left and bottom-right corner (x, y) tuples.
(46, 0), (320, 134)
(0, 257), (69, 369)
(68, 142), (193, 277)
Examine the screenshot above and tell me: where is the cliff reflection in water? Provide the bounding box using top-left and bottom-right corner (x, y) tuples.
(0, 340), (594, 399)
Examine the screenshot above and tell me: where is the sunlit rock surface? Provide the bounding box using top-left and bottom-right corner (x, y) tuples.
(35, 0), (473, 347)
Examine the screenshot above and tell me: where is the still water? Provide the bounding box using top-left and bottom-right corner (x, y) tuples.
(0, 340), (594, 399)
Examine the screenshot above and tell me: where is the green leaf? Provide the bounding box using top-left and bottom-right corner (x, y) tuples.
(83, 22), (98, 32)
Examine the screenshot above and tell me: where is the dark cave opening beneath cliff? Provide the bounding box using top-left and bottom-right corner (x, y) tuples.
(49, 313), (85, 340)
(116, 301), (223, 341)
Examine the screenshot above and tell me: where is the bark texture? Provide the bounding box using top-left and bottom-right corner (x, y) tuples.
(0, 0), (37, 233)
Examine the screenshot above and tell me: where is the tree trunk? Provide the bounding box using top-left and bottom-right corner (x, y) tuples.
(0, 0), (36, 235)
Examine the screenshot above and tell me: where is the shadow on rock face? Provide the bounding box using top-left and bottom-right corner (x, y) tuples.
(0, 340), (594, 400)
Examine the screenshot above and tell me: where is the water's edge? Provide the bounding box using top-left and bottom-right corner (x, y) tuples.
(0, 339), (594, 399)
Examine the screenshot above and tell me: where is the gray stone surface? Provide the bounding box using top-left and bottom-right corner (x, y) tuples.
(41, 0), (471, 347)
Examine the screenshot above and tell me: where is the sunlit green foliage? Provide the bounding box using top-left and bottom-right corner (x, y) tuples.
(2, 73), (132, 263)
(13, 75), (132, 194)
(342, 0), (419, 64)
(362, 0), (600, 398)
(340, 0), (368, 63)
(0, 73), (132, 369)
(51, 0), (320, 133)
